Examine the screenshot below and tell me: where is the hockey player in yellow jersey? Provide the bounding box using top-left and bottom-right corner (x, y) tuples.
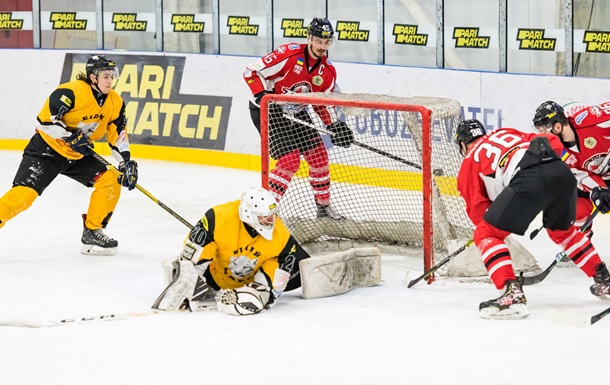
(152, 186), (312, 315)
(0, 54), (138, 256)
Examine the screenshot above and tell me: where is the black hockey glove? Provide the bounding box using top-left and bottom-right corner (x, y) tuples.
(254, 90), (274, 106)
(327, 121), (354, 148)
(591, 187), (610, 213)
(118, 160), (138, 190)
(63, 130), (93, 155)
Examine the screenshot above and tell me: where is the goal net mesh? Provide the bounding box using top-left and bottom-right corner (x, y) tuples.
(260, 92), (540, 278)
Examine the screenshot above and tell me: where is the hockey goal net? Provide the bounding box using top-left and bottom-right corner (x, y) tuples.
(260, 92), (539, 279)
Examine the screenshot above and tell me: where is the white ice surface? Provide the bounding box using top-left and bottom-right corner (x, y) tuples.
(0, 150), (608, 385)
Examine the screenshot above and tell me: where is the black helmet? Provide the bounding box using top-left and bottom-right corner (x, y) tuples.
(455, 119), (486, 148)
(86, 54), (119, 79)
(532, 101), (566, 128)
(308, 17), (334, 39)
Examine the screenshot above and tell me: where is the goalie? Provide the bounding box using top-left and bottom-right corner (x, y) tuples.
(152, 186), (311, 315)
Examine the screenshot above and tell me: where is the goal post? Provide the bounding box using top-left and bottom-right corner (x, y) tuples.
(259, 92), (539, 280)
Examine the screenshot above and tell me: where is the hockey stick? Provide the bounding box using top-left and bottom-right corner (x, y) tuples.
(91, 151), (194, 230)
(406, 239), (475, 288)
(0, 303), (218, 328)
(520, 208), (599, 286)
(282, 114), (444, 176)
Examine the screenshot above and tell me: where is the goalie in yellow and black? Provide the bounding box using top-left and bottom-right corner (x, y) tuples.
(152, 186), (382, 316)
(0, 54), (138, 256)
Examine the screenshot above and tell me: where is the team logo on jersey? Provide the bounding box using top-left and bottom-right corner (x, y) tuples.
(227, 16), (258, 35)
(0, 13), (24, 29)
(392, 24), (428, 46)
(59, 94), (72, 107)
(516, 29), (556, 51)
(112, 14), (147, 31)
(288, 44), (300, 50)
(281, 81), (311, 94)
(453, 28), (490, 48)
(590, 105), (602, 117)
(583, 31), (610, 53)
(584, 137), (597, 149)
(293, 65), (302, 75)
(276, 46), (286, 54)
(50, 12), (87, 30)
(312, 75), (323, 86)
(229, 255), (257, 278)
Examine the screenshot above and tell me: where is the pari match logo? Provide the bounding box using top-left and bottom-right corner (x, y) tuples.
(50, 12), (87, 30)
(281, 19), (307, 38)
(516, 29), (556, 50)
(112, 13), (147, 31)
(0, 13), (24, 29)
(392, 24), (428, 46)
(453, 28), (490, 48)
(171, 14), (204, 32)
(61, 54), (232, 151)
(227, 16), (258, 35)
(583, 31), (610, 53)
(336, 21), (369, 41)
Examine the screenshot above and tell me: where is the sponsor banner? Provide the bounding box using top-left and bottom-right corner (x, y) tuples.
(575, 29), (610, 54)
(0, 12), (33, 30)
(40, 11), (96, 31)
(221, 15), (265, 37)
(508, 28), (565, 51)
(275, 18), (308, 39)
(389, 23), (435, 47)
(163, 13), (212, 34)
(60, 53), (232, 151)
(103, 12), (156, 33)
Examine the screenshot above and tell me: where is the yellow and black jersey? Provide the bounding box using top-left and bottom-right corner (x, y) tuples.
(182, 200), (309, 292)
(36, 79), (129, 161)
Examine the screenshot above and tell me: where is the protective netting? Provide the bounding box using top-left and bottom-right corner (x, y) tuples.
(261, 93), (540, 277)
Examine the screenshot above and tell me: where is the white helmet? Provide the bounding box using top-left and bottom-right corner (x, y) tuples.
(239, 186), (278, 240)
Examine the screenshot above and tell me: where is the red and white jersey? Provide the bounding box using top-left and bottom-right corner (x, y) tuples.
(457, 129), (561, 225)
(244, 43), (337, 124)
(562, 101), (610, 192)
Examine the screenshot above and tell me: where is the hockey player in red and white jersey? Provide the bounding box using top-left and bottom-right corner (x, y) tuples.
(244, 17), (354, 220)
(533, 101), (610, 230)
(455, 119), (610, 320)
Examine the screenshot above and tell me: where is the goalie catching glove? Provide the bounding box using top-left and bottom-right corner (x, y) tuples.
(215, 282), (271, 316)
(326, 121), (354, 148)
(117, 160), (138, 190)
(591, 186), (610, 214)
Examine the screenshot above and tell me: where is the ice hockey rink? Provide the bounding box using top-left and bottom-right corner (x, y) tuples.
(0, 149), (609, 385)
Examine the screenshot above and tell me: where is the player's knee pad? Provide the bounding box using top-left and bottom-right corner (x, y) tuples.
(473, 220), (509, 246)
(546, 227), (578, 247)
(0, 186), (38, 226)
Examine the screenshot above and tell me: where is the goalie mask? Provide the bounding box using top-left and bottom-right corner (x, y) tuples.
(239, 187), (278, 241)
(455, 119), (486, 156)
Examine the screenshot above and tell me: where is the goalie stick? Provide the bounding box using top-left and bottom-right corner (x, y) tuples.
(520, 208), (599, 286)
(406, 239), (475, 288)
(0, 304), (218, 328)
(91, 151), (194, 230)
(282, 114), (444, 176)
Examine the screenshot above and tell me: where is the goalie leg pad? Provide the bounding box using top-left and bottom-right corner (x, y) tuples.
(300, 247), (381, 299)
(152, 260), (208, 311)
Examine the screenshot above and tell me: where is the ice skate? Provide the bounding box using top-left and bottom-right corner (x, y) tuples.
(479, 280), (529, 320)
(316, 203), (346, 220)
(80, 214), (118, 256)
(590, 262), (610, 299)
